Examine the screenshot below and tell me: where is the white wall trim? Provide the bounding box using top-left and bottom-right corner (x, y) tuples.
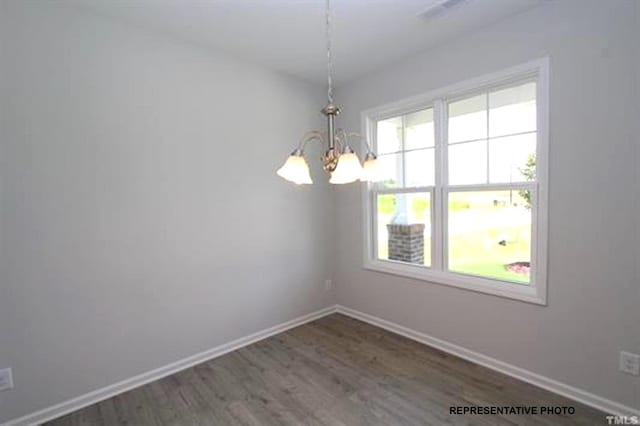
(2, 305), (338, 426)
(5, 304), (637, 424)
(360, 58), (550, 306)
(335, 305), (640, 418)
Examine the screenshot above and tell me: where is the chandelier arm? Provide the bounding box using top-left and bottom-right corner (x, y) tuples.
(344, 131), (375, 155)
(337, 128), (351, 152)
(297, 130), (325, 151)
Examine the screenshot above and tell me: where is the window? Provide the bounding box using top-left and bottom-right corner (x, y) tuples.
(362, 60), (548, 304)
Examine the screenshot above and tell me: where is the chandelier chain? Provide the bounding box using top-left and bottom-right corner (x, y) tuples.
(277, 0), (379, 185)
(326, 0), (333, 104)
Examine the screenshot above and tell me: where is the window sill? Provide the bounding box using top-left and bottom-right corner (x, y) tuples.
(363, 259), (547, 305)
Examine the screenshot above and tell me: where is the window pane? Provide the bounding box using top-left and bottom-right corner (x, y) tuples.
(405, 148), (435, 187)
(377, 192), (431, 266)
(377, 117), (402, 154)
(448, 94), (487, 143)
(377, 152), (402, 188)
(489, 133), (536, 183)
(448, 190), (532, 284)
(405, 108), (434, 150)
(448, 140), (487, 185)
(489, 82), (536, 138)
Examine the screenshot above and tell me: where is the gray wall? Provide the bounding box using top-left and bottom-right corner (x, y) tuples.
(0, 2), (333, 422)
(334, 0), (640, 411)
(1, 0), (639, 422)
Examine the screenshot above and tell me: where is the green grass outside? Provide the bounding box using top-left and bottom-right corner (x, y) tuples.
(448, 225), (530, 284)
(377, 191), (531, 284)
(378, 227), (529, 284)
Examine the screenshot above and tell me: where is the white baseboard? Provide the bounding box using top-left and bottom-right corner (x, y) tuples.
(335, 305), (640, 418)
(5, 304), (637, 425)
(2, 305), (338, 426)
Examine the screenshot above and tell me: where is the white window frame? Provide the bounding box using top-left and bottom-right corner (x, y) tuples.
(361, 58), (549, 305)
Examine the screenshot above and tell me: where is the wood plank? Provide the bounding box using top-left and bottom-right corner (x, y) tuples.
(44, 314), (606, 426)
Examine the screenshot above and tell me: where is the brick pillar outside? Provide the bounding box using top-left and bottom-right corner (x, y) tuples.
(386, 223), (425, 265)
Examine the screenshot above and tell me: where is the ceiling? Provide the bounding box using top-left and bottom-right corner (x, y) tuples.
(66, 0), (547, 85)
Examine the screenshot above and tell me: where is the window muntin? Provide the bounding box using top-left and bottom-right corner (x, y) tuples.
(447, 82), (537, 186)
(375, 107), (436, 189)
(448, 94), (487, 144)
(368, 76), (542, 293)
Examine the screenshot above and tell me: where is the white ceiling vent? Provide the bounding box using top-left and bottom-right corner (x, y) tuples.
(418, 0), (470, 21)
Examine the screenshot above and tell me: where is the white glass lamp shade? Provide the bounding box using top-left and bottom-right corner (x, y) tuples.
(360, 153), (383, 182)
(330, 148), (363, 184)
(277, 150), (312, 184)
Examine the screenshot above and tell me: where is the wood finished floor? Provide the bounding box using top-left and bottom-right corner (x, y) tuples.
(46, 314), (605, 426)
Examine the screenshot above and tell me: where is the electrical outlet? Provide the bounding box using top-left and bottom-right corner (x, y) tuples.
(619, 351), (640, 376)
(0, 368), (13, 391)
(324, 279), (333, 291)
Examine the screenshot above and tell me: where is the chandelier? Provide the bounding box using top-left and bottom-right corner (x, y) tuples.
(276, 0), (382, 185)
